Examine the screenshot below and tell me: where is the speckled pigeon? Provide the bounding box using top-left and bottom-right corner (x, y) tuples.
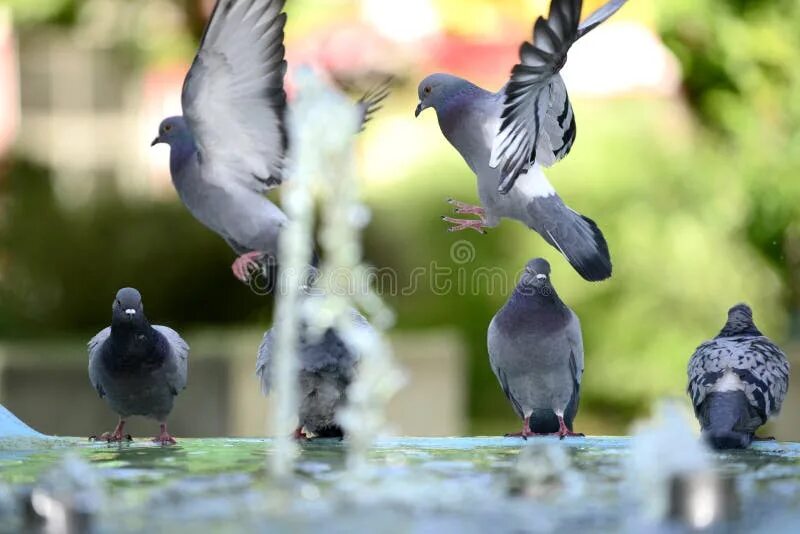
(152, 0), (391, 283)
(256, 305), (372, 439)
(415, 0), (627, 282)
(88, 288), (189, 444)
(487, 258), (584, 439)
(687, 303), (790, 450)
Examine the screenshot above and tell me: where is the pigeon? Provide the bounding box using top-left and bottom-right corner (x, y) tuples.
(88, 288), (189, 444)
(487, 258), (584, 439)
(415, 0), (627, 282)
(256, 305), (372, 439)
(151, 0), (391, 283)
(687, 303), (790, 450)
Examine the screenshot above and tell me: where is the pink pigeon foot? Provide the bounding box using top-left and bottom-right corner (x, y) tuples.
(97, 419), (127, 442)
(153, 423), (177, 445)
(556, 416), (584, 439)
(447, 198), (485, 216)
(505, 416), (536, 439)
(231, 251), (263, 282)
(441, 216), (488, 234)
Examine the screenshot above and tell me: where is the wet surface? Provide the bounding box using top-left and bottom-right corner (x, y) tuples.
(1, 437), (799, 533)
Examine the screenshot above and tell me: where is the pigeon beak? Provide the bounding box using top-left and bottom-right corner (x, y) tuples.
(124, 308), (136, 317)
(535, 274), (547, 281)
(414, 103), (424, 118)
(150, 136), (161, 147)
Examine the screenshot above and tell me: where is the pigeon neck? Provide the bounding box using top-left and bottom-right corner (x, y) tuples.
(511, 282), (563, 308)
(107, 319), (164, 372)
(109, 315), (155, 349)
(437, 82), (488, 129)
(169, 135), (197, 174)
(718, 320), (762, 338)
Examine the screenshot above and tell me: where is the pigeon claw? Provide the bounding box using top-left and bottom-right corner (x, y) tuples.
(441, 216), (488, 235)
(447, 198), (486, 216)
(231, 251), (264, 283)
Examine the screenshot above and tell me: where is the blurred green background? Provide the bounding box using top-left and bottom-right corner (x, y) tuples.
(0, 0), (799, 437)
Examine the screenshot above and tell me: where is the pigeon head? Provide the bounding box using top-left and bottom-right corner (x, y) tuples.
(719, 302), (761, 337)
(151, 116), (191, 147)
(518, 258), (556, 297)
(415, 74), (468, 117)
(112, 287), (146, 325)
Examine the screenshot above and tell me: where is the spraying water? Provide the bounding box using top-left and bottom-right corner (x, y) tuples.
(270, 69), (403, 479)
(268, 68), (325, 480)
(629, 399), (737, 529)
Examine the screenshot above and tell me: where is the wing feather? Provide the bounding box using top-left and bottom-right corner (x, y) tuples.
(87, 327), (111, 398)
(490, 0), (627, 194)
(182, 0), (288, 193)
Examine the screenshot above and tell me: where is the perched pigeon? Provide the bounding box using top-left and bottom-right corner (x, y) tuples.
(256, 305), (372, 439)
(487, 258), (584, 439)
(415, 0), (627, 282)
(152, 0), (390, 283)
(687, 303), (790, 450)
(88, 288), (189, 444)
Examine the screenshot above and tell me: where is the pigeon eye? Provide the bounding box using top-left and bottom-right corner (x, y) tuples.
(424, 86), (432, 95)
(164, 124), (172, 132)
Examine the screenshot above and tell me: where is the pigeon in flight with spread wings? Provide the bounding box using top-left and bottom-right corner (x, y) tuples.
(415, 0), (626, 281)
(152, 0), (390, 283)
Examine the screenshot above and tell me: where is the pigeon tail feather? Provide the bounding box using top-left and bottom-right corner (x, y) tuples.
(701, 391), (755, 450)
(525, 195), (611, 281)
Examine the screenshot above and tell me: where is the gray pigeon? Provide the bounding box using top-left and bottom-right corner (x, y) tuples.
(487, 258), (584, 438)
(687, 303), (790, 450)
(151, 0), (390, 283)
(88, 288), (189, 444)
(415, 0), (627, 282)
(256, 305), (372, 439)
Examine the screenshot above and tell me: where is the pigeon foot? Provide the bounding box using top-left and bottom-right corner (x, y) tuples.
(153, 423), (177, 445)
(447, 198), (485, 216)
(96, 419), (127, 442)
(441, 216), (488, 234)
(505, 416), (536, 439)
(556, 416), (584, 440)
(293, 426), (309, 441)
(231, 251), (263, 282)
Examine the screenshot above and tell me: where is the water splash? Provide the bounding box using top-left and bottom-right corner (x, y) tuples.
(272, 69), (404, 479)
(30, 453), (104, 533)
(509, 442), (585, 501)
(268, 67), (324, 480)
(629, 399), (737, 528)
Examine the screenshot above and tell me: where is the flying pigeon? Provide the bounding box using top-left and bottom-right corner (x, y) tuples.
(687, 303), (790, 450)
(415, 0), (627, 282)
(487, 258), (584, 439)
(151, 0), (391, 283)
(256, 305), (372, 439)
(88, 288), (189, 444)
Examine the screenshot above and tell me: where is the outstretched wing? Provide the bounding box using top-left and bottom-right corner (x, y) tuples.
(490, 0), (627, 194)
(355, 77), (393, 131)
(182, 0), (288, 193)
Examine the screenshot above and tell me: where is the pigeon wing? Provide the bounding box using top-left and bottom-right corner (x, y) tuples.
(687, 337), (790, 421)
(153, 326), (190, 395)
(182, 0), (288, 193)
(87, 327), (111, 398)
(490, 0), (627, 193)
